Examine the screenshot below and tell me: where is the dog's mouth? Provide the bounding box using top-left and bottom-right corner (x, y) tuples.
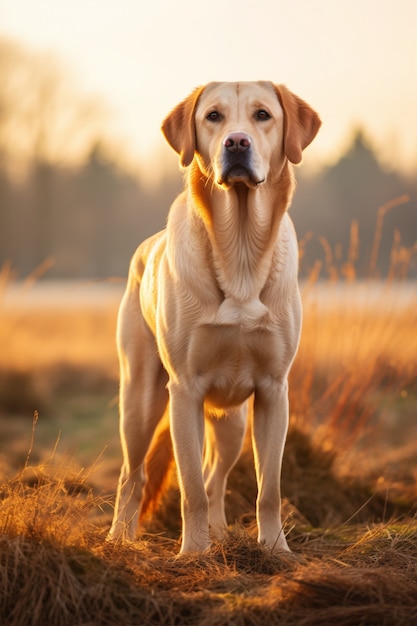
(218, 164), (264, 188)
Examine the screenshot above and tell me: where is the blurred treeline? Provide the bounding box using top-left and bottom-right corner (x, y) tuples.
(0, 38), (416, 281)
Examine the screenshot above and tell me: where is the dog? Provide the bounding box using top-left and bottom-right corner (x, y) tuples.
(108, 81), (321, 553)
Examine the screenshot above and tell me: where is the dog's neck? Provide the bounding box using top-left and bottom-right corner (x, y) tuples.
(188, 161), (295, 307)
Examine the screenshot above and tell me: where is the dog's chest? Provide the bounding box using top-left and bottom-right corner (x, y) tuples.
(187, 321), (285, 408)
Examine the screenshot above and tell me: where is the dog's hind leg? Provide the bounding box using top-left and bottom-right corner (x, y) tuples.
(108, 291), (168, 542)
(203, 405), (247, 539)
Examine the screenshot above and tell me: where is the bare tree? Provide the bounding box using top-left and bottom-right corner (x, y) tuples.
(0, 37), (111, 266)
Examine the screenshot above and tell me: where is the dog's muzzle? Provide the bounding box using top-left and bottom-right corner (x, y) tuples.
(218, 132), (264, 187)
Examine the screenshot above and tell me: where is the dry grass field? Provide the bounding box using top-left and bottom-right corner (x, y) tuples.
(0, 271), (417, 625)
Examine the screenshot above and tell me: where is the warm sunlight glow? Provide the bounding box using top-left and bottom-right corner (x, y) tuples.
(0, 0), (416, 175)
(1, 5), (416, 621)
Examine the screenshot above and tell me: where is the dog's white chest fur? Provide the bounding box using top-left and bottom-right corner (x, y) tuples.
(213, 296), (270, 330)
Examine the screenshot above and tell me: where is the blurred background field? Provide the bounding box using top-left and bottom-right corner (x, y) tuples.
(1, 276), (416, 493)
(0, 279), (121, 482)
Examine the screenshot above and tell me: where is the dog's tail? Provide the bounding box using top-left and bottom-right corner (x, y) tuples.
(140, 412), (174, 520)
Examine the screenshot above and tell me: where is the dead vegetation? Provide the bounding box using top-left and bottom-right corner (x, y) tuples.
(0, 450), (416, 625)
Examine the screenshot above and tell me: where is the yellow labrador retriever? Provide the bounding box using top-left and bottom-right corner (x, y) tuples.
(108, 81), (321, 553)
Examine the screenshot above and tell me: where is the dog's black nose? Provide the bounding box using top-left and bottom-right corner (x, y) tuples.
(224, 133), (251, 153)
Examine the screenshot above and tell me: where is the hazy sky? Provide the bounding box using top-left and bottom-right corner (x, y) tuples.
(0, 0), (416, 175)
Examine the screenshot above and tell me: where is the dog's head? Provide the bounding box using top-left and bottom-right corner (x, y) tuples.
(162, 81), (321, 189)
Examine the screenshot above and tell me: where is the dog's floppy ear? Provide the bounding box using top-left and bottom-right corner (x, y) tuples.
(274, 84), (321, 165)
(161, 86), (205, 167)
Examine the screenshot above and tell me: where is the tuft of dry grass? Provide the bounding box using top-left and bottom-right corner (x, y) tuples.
(0, 457), (416, 625)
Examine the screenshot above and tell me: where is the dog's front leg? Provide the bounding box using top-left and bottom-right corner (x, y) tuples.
(169, 383), (210, 553)
(252, 378), (290, 552)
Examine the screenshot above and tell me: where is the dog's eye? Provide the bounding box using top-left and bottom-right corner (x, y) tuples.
(255, 110), (271, 121)
(207, 111), (221, 122)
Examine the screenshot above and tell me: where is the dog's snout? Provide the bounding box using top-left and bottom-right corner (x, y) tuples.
(224, 132), (251, 153)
